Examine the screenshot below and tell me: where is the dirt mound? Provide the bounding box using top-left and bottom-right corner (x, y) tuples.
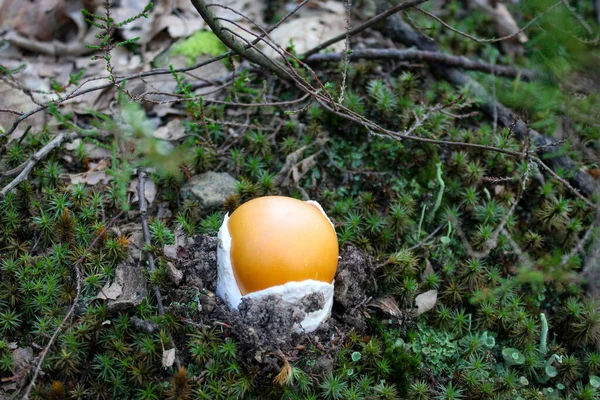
(175, 236), (375, 359)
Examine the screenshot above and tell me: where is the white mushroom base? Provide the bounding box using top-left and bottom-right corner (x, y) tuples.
(215, 201), (335, 333)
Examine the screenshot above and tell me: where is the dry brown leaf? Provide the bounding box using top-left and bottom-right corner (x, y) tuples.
(128, 177), (157, 205)
(274, 140), (326, 188)
(0, 0), (70, 41)
(421, 258), (434, 282)
(96, 280), (122, 300)
(265, 0), (346, 58)
(64, 140), (112, 160)
(273, 358), (292, 386)
(68, 170), (112, 186)
(153, 118), (187, 141)
(369, 296), (402, 318)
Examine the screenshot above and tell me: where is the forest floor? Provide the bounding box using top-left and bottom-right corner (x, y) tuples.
(1, 0), (600, 399)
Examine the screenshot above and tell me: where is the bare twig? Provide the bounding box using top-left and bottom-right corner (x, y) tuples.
(373, 0), (599, 200)
(0, 132), (78, 198)
(302, 0), (430, 58)
(415, 1), (563, 43)
(338, 0), (353, 105)
(306, 48), (535, 80)
(408, 223), (444, 251)
(0, 0), (311, 140)
(0, 107), (23, 116)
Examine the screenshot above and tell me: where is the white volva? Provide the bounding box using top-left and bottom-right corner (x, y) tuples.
(216, 200), (335, 333)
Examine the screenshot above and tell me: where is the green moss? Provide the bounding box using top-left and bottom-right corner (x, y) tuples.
(172, 31), (227, 64)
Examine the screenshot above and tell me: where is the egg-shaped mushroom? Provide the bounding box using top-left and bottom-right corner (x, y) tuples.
(215, 196), (338, 332)
(228, 196), (338, 295)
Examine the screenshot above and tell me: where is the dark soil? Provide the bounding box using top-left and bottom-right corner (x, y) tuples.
(174, 235), (376, 362)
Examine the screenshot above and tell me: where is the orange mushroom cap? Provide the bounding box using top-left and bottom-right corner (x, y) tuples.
(227, 196), (339, 295)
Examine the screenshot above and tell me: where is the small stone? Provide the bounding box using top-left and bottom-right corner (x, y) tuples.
(129, 230), (144, 261)
(167, 261), (183, 286)
(180, 172), (237, 212)
(11, 347), (33, 373)
(105, 260), (148, 312)
(131, 316), (160, 334)
(163, 245), (177, 259)
(198, 291), (216, 314)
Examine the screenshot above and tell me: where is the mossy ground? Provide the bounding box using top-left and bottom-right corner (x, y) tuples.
(1, 1), (600, 399)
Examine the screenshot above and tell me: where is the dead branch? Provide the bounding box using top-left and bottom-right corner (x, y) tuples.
(0, 132), (78, 198)
(306, 48), (535, 80)
(0, 0), (311, 140)
(302, 0), (431, 58)
(416, 1), (563, 44)
(189, 1), (291, 81)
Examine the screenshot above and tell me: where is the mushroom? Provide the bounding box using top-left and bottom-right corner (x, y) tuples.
(216, 196), (339, 332)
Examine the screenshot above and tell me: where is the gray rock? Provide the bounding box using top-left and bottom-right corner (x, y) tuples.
(181, 172), (237, 212)
(163, 245), (177, 260)
(167, 261), (183, 286)
(131, 316), (160, 334)
(11, 347), (33, 374)
(99, 259), (148, 312)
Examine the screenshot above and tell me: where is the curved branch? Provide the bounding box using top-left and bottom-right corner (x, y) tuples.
(189, 1), (292, 80)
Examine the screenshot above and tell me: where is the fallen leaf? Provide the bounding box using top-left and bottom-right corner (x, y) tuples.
(154, 118), (187, 141)
(267, 15), (346, 58)
(166, 261), (183, 286)
(369, 296), (402, 318)
(129, 178), (157, 205)
(0, 0), (70, 41)
(96, 280), (122, 300)
(274, 142), (325, 187)
(69, 170), (112, 186)
(415, 290), (438, 315)
(421, 258), (434, 282)
(65, 139), (112, 159)
(264, 0), (346, 58)
(11, 347), (33, 375)
(0, 60), (54, 131)
(162, 348), (176, 368)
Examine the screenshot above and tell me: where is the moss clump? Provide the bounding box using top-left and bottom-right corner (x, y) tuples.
(172, 31), (227, 64)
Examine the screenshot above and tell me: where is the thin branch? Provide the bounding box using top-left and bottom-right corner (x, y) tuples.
(306, 48), (535, 80)
(302, 0), (430, 58)
(0, 0), (311, 139)
(338, 0), (353, 105)
(408, 223), (444, 251)
(372, 0), (599, 199)
(0, 107), (23, 116)
(416, 1), (563, 43)
(0, 132), (78, 198)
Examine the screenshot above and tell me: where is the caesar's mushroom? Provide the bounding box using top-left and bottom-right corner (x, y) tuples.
(216, 196), (339, 332)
